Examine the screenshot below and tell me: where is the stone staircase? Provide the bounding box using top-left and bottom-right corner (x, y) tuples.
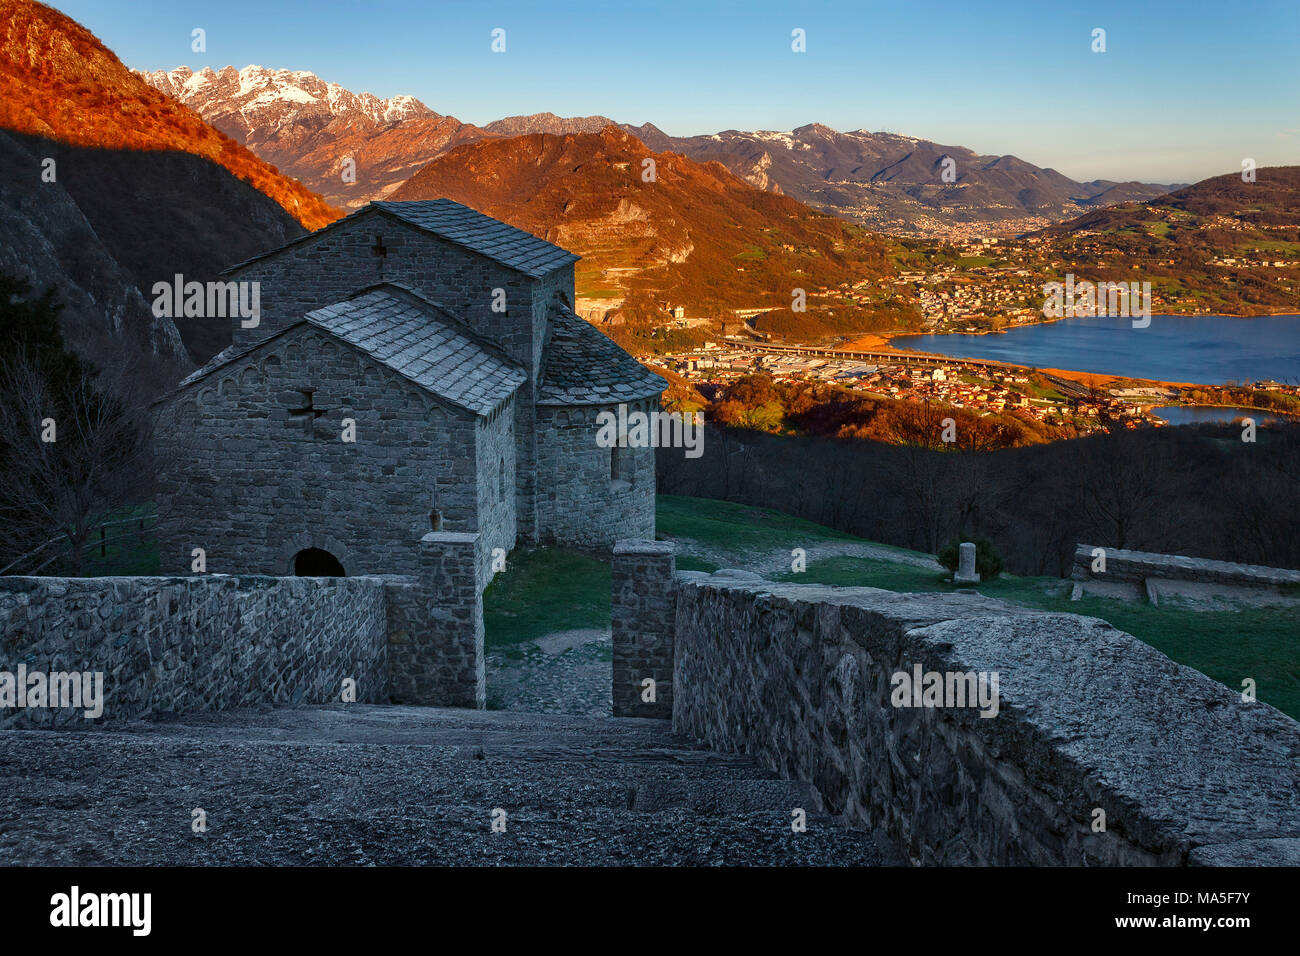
(0, 705), (896, 865)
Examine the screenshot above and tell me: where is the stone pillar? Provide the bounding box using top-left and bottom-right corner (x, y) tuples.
(954, 541), (980, 584)
(612, 539), (676, 718)
(391, 531), (484, 708)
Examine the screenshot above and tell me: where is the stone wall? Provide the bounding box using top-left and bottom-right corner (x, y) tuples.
(611, 540), (676, 717)
(474, 400), (517, 584)
(0, 574), (388, 730)
(670, 573), (1300, 866)
(535, 398), (656, 549)
(1073, 543), (1300, 590)
(386, 532), (485, 709)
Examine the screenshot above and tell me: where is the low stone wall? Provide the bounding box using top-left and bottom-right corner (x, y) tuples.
(671, 571), (1300, 866)
(0, 574), (388, 730)
(1073, 543), (1300, 590)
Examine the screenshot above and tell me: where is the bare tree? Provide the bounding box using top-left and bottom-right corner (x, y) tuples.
(0, 347), (154, 576)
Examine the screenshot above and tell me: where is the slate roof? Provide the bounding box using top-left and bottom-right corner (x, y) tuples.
(372, 200), (580, 278)
(175, 287), (526, 417)
(303, 288), (526, 415)
(224, 200), (580, 279)
(538, 300), (668, 406)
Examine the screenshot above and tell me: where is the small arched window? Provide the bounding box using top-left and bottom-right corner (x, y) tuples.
(498, 457), (506, 502)
(611, 447), (632, 489)
(429, 509), (442, 532)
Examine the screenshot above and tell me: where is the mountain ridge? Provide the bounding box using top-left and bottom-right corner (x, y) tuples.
(138, 63), (1178, 232)
(137, 63), (488, 210)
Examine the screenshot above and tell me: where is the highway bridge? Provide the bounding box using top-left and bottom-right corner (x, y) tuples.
(730, 340), (1023, 374)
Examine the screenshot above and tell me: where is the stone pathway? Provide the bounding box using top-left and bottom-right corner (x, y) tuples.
(485, 543), (941, 716)
(672, 537), (941, 577)
(0, 705), (896, 866)
(486, 628), (612, 716)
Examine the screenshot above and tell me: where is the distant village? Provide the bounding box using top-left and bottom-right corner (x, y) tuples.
(628, 226), (1299, 437)
(651, 318), (1299, 437)
(656, 339), (1171, 435)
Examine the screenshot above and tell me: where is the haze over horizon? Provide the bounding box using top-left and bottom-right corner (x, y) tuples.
(49, 0), (1300, 186)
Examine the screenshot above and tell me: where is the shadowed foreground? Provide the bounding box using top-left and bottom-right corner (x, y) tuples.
(0, 704), (896, 866)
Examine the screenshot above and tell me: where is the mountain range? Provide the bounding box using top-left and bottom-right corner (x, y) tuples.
(139, 64), (1181, 234)
(621, 122), (1184, 235)
(4, 2), (1290, 372)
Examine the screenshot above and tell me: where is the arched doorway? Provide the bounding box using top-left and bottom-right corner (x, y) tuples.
(293, 547), (346, 577)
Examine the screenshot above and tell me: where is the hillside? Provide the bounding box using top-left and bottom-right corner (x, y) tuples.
(0, 130), (313, 366)
(1034, 166), (1300, 314)
(0, 1), (339, 230)
(0, 2), (321, 364)
(140, 65), (491, 209)
(390, 125), (914, 342)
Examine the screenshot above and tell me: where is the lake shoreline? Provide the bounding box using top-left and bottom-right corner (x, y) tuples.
(871, 310), (1300, 346)
(878, 313), (1300, 389)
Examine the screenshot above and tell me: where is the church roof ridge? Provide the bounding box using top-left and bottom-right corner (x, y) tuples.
(223, 200), (579, 279)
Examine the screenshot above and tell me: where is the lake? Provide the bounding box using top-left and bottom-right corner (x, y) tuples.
(1151, 405), (1296, 425)
(892, 314), (1300, 384)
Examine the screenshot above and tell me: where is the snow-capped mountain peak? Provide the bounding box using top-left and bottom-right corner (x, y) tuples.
(137, 64), (437, 139)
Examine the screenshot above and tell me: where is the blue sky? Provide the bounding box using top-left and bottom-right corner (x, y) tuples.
(53, 0), (1300, 184)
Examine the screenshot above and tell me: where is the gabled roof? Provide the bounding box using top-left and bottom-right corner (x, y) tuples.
(223, 199), (580, 279)
(538, 299), (668, 407)
(175, 286), (526, 417)
(372, 200), (580, 278)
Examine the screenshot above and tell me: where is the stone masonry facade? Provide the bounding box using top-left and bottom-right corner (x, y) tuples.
(536, 399), (656, 549)
(156, 325), (511, 580)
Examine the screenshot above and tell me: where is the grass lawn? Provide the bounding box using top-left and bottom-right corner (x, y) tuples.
(781, 553), (1300, 720)
(658, 494), (858, 552)
(482, 547), (611, 648)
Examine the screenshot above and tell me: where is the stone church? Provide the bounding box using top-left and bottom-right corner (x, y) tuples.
(155, 199), (666, 592)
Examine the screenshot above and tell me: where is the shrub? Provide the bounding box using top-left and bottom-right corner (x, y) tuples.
(938, 534), (1004, 580)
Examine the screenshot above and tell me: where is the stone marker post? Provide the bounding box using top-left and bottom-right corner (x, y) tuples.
(954, 541), (981, 584)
